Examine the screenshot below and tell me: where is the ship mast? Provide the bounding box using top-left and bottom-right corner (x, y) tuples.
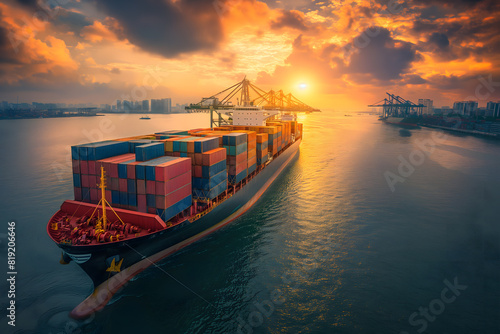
(99, 166), (107, 231)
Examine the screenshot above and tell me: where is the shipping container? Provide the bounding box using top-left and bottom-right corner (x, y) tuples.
(135, 142), (165, 162)
(72, 141), (129, 161)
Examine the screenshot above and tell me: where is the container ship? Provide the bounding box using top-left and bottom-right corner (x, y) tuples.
(379, 116), (420, 129)
(47, 107), (303, 318)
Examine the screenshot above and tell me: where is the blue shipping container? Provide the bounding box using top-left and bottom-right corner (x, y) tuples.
(73, 174), (81, 188)
(202, 160), (226, 178)
(223, 133), (247, 146)
(136, 142), (164, 162)
(192, 170), (227, 190)
(194, 137), (219, 153)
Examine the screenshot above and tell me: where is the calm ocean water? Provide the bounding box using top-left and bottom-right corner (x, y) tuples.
(0, 112), (499, 334)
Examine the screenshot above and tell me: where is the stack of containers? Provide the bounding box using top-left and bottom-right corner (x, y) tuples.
(223, 133), (248, 184)
(71, 141), (130, 203)
(258, 126), (278, 156)
(134, 156), (192, 221)
(234, 130), (257, 175)
(256, 133), (269, 166)
(267, 123), (283, 153)
(95, 153), (136, 206)
(290, 121), (297, 137)
(296, 123), (303, 139)
(192, 147), (227, 200)
(166, 136), (226, 201)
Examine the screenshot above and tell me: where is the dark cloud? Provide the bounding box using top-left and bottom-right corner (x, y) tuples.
(89, 0), (225, 58)
(15, 0), (38, 9)
(344, 27), (421, 82)
(410, 0), (498, 10)
(428, 32), (449, 50)
(52, 8), (92, 34)
(0, 12), (24, 64)
(358, 6), (372, 18)
(271, 10), (309, 31)
(418, 5), (446, 19)
(400, 74), (427, 85)
(110, 67), (120, 74)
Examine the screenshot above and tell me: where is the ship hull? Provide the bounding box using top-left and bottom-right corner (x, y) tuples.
(381, 117), (420, 129)
(56, 139), (301, 318)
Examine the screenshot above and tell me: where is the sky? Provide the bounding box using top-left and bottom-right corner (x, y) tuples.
(1, 0), (500, 111)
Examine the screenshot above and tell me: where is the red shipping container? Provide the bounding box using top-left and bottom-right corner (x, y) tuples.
(194, 165), (202, 178)
(97, 154), (135, 178)
(155, 181), (165, 196)
(202, 148), (226, 166)
(147, 207), (156, 214)
(74, 187), (82, 201)
(80, 160), (89, 175)
(187, 153), (195, 161)
(119, 178), (128, 192)
(173, 152), (181, 157)
(88, 175), (97, 189)
(90, 188), (98, 202)
(127, 161), (140, 179)
(137, 179), (146, 194)
(166, 184), (191, 207)
(229, 160), (247, 175)
(109, 163), (119, 178)
(81, 174), (89, 188)
(165, 171), (191, 194)
(194, 153), (203, 165)
(72, 160), (80, 174)
(137, 194), (147, 212)
(155, 158), (191, 182)
(88, 161), (96, 175)
(248, 156), (257, 166)
(156, 195), (166, 209)
(227, 151), (247, 165)
(146, 180), (155, 194)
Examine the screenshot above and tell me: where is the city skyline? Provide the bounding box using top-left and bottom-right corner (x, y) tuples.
(1, 1), (500, 111)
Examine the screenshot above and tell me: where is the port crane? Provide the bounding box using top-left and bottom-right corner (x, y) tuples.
(368, 93), (424, 118)
(185, 77), (320, 127)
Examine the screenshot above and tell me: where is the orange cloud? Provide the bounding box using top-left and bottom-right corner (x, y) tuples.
(81, 20), (119, 43)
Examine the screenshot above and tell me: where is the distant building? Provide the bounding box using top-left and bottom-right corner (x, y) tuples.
(142, 100), (149, 112)
(117, 100), (122, 111)
(133, 101), (140, 111)
(151, 98), (172, 113)
(123, 100), (132, 111)
(100, 104), (111, 111)
(453, 101), (478, 116)
(418, 99), (434, 115)
(486, 101), (500, 118)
